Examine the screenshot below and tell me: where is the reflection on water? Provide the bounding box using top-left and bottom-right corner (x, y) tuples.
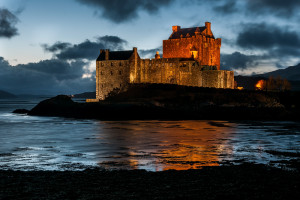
(95, 121), (236, 171)
(0, 99), (300, 171)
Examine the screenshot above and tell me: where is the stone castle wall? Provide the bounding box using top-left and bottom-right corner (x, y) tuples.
(96, 60), (131, 100)
(133, 58), (233, 88)
(96, 57), (234, 100)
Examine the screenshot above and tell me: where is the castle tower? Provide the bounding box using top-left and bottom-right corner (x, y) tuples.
(162, 22), (221, 70)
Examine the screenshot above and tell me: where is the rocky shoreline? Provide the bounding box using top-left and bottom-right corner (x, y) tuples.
(1, 163), (299, 200)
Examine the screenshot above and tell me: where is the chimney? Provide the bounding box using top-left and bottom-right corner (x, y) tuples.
(133, 47), (138, 57)
(105, 49), (109, 60)
(172, 25), (181, 32)
(205, 22), (211, 31)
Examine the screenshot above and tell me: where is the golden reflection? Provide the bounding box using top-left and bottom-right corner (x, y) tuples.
(97, 121), (235, 171)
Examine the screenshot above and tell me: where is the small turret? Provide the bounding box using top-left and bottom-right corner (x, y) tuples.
(205, 22), (211, 32)
(155, 51), (161, 59)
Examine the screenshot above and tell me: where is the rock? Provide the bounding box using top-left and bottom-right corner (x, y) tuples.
(28, 95), (79, 117)
(13, 109), (29, 114)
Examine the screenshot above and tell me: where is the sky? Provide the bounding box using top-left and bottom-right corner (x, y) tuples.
(0, 0), (300, 95)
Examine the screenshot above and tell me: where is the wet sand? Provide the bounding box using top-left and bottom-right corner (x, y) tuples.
(1, 163), (300, 200)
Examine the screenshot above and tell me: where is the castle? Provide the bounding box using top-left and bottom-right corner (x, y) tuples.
(87, 22), (234, 102)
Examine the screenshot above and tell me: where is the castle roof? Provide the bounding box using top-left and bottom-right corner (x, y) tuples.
(169, 26), (214, 39)
(97, 50), (134, 61)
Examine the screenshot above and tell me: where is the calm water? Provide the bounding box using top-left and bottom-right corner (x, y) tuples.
(0, 98), (300, 171)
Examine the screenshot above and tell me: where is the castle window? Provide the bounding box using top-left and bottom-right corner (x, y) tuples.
(120, 84), (122, 87)
(119, 62), (122, 66)
(101, 84), (104, 88)
(119, 70), (122, 75)
(111, 63), (113, 66)
(110, 71), (113, 75)
(101, 71), (104, 75)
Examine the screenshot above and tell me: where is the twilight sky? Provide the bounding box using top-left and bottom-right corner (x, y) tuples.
(0, 0), (300, 95)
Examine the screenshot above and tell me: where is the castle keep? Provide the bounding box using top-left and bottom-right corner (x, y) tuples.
(88, 22), (234, 101)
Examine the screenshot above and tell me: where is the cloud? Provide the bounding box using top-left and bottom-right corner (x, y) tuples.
(42, 42), (72, 53)
(213, 0), (237, 14)
(221, 52), (261, 71)
(245, 0), (300, 17)
(138, 47), (162, 58)
(0, 8), (19, 38)
(236, 23), (300, 57)
(2, 35), (129, 94)
(42, 35), (128, 60)
(0, 57), (95, 95)
(76, 0), (172, 23)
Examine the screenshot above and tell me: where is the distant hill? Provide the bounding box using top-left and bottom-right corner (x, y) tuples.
(0, 90), (17, 99)
(73, 92), (95, 99)
(256, 63), (300, 81)
(235, 63), (300, 91)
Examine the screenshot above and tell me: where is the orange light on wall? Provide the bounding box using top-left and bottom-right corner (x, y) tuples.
(190, 51), (198, 58)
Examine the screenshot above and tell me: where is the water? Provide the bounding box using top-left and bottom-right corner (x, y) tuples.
(0, 98), (300, 171)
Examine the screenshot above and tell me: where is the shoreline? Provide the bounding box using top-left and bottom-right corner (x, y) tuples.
(1, 163), (300, 199)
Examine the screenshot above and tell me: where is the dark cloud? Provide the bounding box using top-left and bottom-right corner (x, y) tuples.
(0, 8), (19, 38)
(245, 0), (300, 17)
(55, 39), (102, 60)
(0, 57), (95, 95)
(42, 35), (127, 60)
(42, 42), (72, 53)
(236, 23), (300, 57)
(19, 60), (86, 81)
(138, 47), (162, 58)
(213, 0), (237, 14)
(97, 35), (128, 50)
(76, 0), (172, 23)
(221, 52), (261, 71)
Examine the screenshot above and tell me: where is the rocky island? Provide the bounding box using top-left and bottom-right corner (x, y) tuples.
(15, 84), (300, 121)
